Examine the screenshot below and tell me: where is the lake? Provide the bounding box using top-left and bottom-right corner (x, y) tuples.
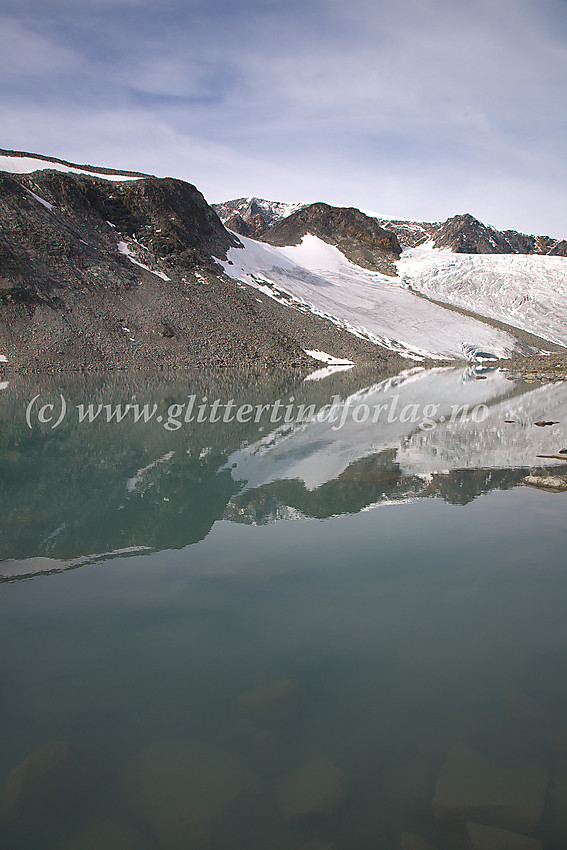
(1, 366), (567, 850)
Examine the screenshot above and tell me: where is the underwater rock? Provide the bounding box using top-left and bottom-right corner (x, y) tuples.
(208, 791), (284, 850)
(540, 757), (567, 848)
(550, 728), (567, 754)
(57, 818), (152, 850)
(1, 741), (90, 827)
(119, 739), (259, 850)
(276, 757), (347, 819)
(401, 833), (439, 850)
(466, 822), (543, 850)
(234, 679), (304, 725)
(249, 729), (287, 774)
(387, 757), (438, 807)
(432, 745), (548, 833)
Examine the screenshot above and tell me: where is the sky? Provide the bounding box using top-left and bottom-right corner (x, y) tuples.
(1, 0), (566, 236)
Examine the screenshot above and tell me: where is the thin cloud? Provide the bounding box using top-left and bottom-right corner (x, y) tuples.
(0, 0), (565, 236)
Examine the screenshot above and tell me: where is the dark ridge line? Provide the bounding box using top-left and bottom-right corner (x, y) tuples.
(0, 147), (152, 179)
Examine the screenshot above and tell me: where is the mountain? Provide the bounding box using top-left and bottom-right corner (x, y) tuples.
(259, 202), (401, 275)
(2, 149), (567, 372)
(373, 212), (567, 255)
(213, 197), (305, 238)
(0, 152), (405, 372)
(214, 197), (401, 274)
(214, 197), (567, 357)
(3, 367), (566, 576)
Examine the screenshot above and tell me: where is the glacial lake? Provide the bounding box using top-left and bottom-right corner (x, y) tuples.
(1, 366), (567, 850)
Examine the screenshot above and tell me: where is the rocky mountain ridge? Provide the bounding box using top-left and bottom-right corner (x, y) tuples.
(216, 197), (566, 256)
(2, 150), (566, 373)
(0, 156), (404, 371)
(212, 197), (305, 238)
(377, 213), (567, 255)
(260, 202), (401, 275)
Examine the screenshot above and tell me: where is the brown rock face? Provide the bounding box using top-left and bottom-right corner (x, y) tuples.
(429, 213), (566, 256)
(261, 202), (401, 275)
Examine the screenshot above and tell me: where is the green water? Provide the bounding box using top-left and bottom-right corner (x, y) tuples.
(1, 368), (567, 850)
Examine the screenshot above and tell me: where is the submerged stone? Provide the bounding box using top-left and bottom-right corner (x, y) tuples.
(276, 757), (347, 819)
(432, 745), (548, 833)
(119, 739), (259, 850)
(1, 741), (90, 827)
(401, 833), (439, 850)
(57, 818), (152, 850)
(466, 822), (543, 850)
(540, 757), (567, 848)
(234, 678), (304, 725)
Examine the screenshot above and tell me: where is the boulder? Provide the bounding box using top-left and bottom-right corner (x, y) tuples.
(550, 728), (567, 755)
(432, 745), (548, 833)
(119, 740), (259, 850)
(57, 818), (152, 850)
(234, 679), (304, 725)
(466, 822), (543, 850)
(1, 741), (90, 827)
(540, 757), (567, 847)
(276, 757), (347, 819)
(401, 832), (439, 850)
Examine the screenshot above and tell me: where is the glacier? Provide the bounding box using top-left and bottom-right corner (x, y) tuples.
(219, 233), (531, 361)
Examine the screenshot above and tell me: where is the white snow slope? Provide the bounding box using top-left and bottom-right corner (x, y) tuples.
(219, 234), (525, 361)
(398, 244), (567, 349)
(0, 153), (142, 182)
(227, 368), (567, 492)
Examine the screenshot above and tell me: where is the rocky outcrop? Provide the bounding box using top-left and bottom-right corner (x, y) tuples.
(429, 214), (566, 256)
(374, 218), (438, 248)
(431, 214), (518, 254)
(261, 202), (401, 274)
(214, 197), (305, 238)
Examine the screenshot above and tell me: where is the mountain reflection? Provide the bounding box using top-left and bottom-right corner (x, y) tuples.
(1, 366), (566, 577)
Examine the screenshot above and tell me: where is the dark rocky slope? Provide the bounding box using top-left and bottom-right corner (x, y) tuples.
(0, 168), (404, 372)
(260, 202), (401, 275)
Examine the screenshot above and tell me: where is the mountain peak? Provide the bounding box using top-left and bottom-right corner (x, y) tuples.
(260, 202), (401, 275)
(213, 197), (305, 238)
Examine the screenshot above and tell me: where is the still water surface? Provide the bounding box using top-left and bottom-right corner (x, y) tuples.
(1, 367), (567, 850)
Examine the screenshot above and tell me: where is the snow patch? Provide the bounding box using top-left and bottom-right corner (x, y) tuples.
(126, 451), (175, 493)
(118, 241), (171, 281)
(1, 154), (142, 182)
(304, 350), (354, 365)
(25, 187), (54, 211)
(304, 364), (355, 381)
